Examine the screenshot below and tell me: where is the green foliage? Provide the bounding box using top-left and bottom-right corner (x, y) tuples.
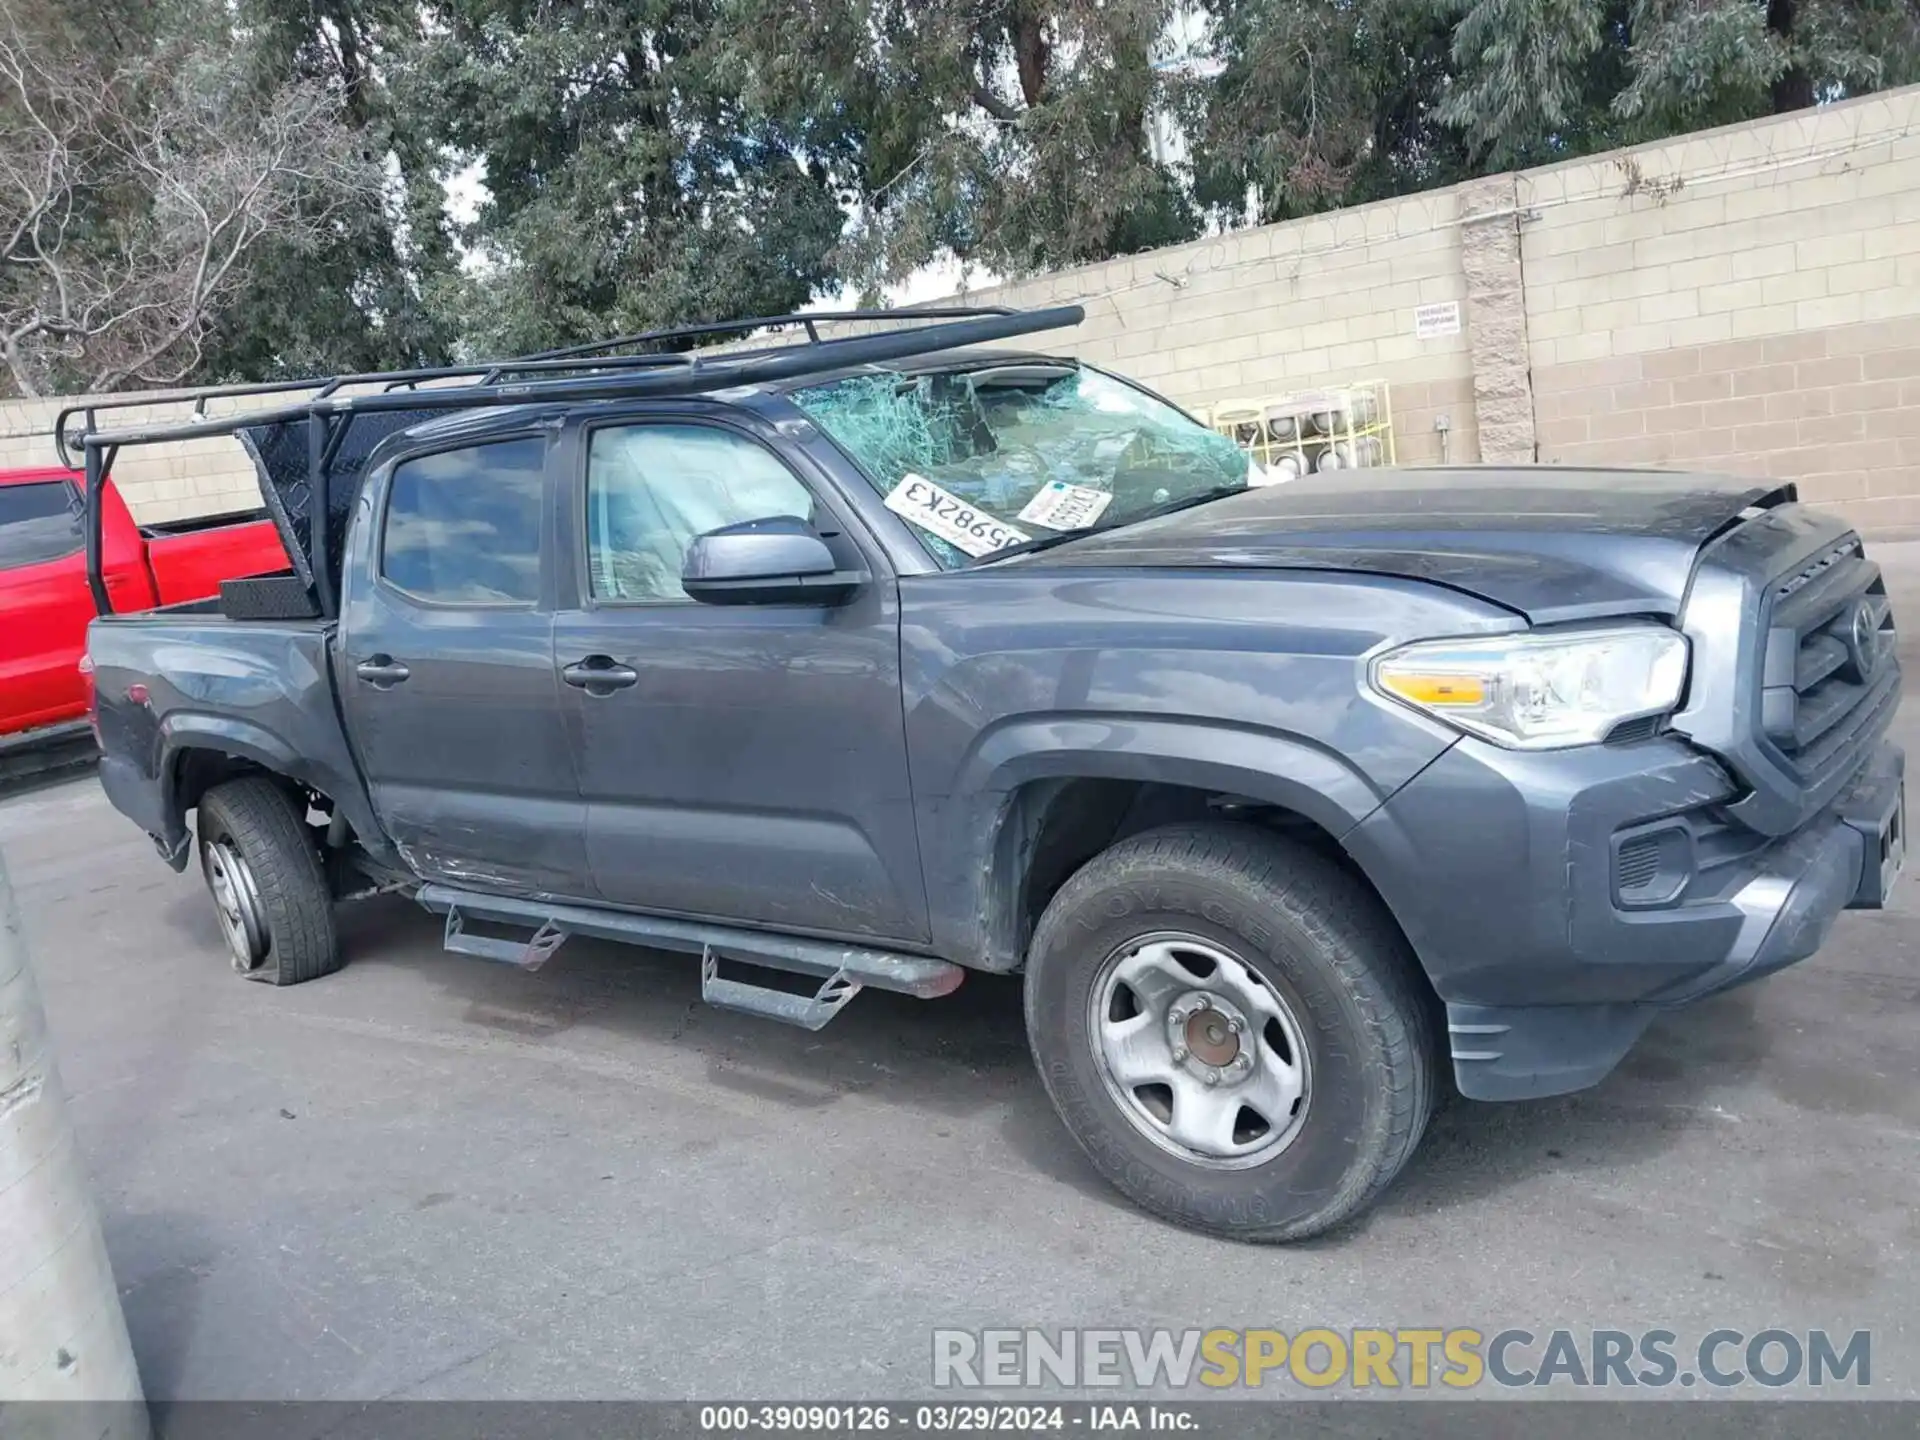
(10, 0), (1919, 390)
(711, 0), (1201, 290)
(1194, 0), (1920, 224)
(1193, 0), (1472, 221)
(198, 0), (456, 380)
(385, 0), (846, 356)
(1440, 0), (1613, 167)
(1613, 0), (1786, 133)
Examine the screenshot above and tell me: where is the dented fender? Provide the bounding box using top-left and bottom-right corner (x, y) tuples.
(1347, 734), (1743, 1006)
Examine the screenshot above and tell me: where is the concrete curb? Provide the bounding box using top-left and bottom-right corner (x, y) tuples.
(0, 848), (147, 1436)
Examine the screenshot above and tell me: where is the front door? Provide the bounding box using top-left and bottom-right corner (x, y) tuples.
(337, 431), (587, 896)
(551, 415), (928, 942)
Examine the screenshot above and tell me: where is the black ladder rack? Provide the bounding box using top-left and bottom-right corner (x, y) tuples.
(68, 303), (1085, 618)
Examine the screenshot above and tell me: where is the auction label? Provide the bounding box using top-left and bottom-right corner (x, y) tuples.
(1016, 480), (1113, 531)
(886, 474), (1030, 557)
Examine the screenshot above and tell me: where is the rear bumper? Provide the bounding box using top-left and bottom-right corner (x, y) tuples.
(1349, 735), (1903, 1101)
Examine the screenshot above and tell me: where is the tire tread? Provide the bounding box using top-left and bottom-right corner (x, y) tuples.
(198, 776), (341, 986)
(1025, 820), (1439, 1242)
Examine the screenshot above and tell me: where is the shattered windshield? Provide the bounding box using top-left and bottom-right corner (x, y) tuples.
(790, 362), (1253, 568)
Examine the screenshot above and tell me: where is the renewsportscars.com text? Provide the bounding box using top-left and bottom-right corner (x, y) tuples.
(931, 1327), (1872, 1391)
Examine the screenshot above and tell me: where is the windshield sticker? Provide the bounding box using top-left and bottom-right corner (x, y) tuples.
(886, 474), (1031, 557)
(1016, 480), (1114, 531)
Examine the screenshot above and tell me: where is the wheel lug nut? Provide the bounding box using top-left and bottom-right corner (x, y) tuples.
(1226, 1016), (1242, 1034)
(1171, 1045), (1188, 1062)
(1203, 1071), (1220, 1087)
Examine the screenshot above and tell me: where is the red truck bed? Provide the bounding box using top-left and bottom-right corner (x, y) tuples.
(0, 466), (287, 742)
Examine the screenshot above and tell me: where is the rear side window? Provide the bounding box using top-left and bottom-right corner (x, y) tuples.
(0, 480), (84, 569)
(381, 438), (545, 605)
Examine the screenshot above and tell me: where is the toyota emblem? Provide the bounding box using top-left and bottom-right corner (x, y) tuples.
(1850, 600), (1878, 679)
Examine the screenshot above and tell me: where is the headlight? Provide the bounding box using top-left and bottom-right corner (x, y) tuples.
(1371, 625), (1690, 750)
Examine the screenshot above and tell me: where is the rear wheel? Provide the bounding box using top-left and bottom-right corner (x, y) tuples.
(1023, 822), (1437, 1242)
(196, 777), (341, 986)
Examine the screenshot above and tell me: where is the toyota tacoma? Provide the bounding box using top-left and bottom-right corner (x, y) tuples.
(74, 306), (1904, 1241)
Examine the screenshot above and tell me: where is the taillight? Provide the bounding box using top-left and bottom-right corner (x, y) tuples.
(78, 652), (100, 741)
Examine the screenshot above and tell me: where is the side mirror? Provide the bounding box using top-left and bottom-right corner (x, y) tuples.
(681, 516), (866, 606)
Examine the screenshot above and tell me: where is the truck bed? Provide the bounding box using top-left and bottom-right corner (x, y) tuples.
(2, 470), (288, 741)
(86, 611), (380, 868)
(139, 509), (289, 608)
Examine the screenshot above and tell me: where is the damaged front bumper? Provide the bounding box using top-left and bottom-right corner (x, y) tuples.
(1349, 735), (1905, 1102)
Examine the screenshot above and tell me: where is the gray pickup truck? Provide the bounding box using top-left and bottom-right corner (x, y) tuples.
(75, 306), (1904, 1241)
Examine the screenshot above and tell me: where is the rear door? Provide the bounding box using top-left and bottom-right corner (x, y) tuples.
(336, 431), (587, 896)
(550, 412), (928, 941)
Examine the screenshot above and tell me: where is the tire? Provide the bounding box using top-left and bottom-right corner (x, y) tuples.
(195, 776), (342, 986)
(1023, 821), (1437, 1242)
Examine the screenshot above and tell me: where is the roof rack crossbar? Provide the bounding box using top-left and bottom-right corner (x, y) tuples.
(508, 306), (1015, 364)
(75, 303), (1083, 622)
(54, 306), (1023, 466)
(78, 306), (1084, 454)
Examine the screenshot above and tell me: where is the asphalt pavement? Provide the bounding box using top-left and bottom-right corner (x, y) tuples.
(4, 546), (1918, 1406)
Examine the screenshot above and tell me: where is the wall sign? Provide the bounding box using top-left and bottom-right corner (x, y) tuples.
(1414, 301), (1462, 339)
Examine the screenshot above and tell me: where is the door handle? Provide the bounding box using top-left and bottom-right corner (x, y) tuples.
(355, 655), (411, 688)
(561, 655), (640, 695)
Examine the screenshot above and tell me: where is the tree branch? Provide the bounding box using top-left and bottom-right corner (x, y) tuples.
(970, 82), (1023, 124)
(0, 2), (379, 395)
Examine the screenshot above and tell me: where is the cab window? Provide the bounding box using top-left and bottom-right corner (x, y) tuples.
(586, 424), (814, 604)
(381, 438), (545, 605)
(0, 480), (84, 569)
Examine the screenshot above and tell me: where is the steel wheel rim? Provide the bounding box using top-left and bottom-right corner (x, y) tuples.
(201, 837), (268, 972)
(1088, 931), (1312, 1170)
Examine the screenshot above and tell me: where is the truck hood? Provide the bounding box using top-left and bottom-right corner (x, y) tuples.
(1019, 467), (1788, 625)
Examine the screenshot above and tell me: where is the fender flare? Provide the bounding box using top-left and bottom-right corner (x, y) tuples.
(924, 713), (1421, 970)
(154, 713), (393, 867)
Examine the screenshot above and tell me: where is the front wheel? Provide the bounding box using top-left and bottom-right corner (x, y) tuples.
(196, 777), (342, 986)
(1023, 823), (1437, 1242)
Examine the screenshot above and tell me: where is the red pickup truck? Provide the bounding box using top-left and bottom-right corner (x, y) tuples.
(1, 465), (286, 769)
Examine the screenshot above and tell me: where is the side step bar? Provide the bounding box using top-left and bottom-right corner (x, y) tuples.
(414, 884), (964, 1030)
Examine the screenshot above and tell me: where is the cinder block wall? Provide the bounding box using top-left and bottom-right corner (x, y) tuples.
(956, 186), (1481, 466)
(0, 393), (266, 523)
(2, 83), (1916, 529)
(1522, 88), (1920, 530)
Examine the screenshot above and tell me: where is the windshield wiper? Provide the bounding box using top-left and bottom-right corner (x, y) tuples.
(980, 482), (1248, 566)
(1110, 482), (1249, 529)
(980, 529), (1094, 562)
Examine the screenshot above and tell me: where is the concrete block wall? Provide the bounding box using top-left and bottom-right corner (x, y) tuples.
(0, 392), (264, 523)
(2, 82), (1916, 529)
(1521, 86), (1920, 529)
(935, 186), (1482, 467)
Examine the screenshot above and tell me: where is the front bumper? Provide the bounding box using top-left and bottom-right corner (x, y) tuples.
(1347, 735), (1904, 1101)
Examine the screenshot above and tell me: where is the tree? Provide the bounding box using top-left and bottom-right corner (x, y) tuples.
(1189, 0), (1920, 224)
(1191, 0), (1471, 224)
(11, 0), (1920, 393)
(0, 0), (382, 396)
(715, 0), (1201, 293)
(384, 0), (849, 357)
(1616, 0), (1920, 135)
(197, 0), (460, 381)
